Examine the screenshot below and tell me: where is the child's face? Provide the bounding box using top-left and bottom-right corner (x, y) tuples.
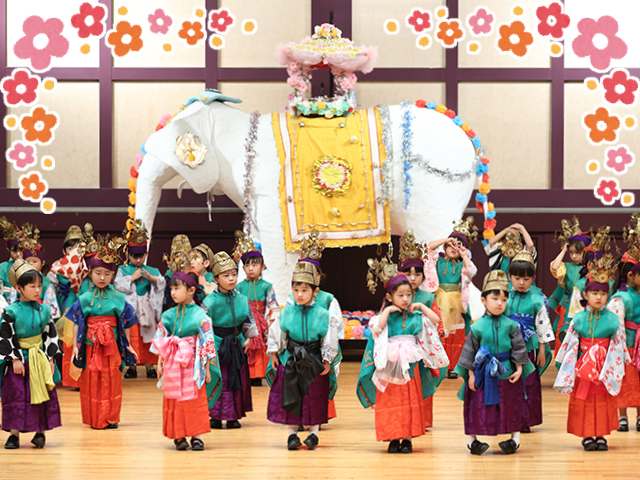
(128, 253), (147, 268)
(629, 271), (640, 288)
(568, 245), (583, 264)
(9, 247), (22, 261)
(25, 256), (44, 272)
(91, 267), (114, 289)
(386, 284), (413, 310)
(17, 279), (41, 302)
(170, 283), (194, 304)
(444, 243), (461, 259)
(509, 274), (534, 292)
(292, 283), (318, 305)
(63, 242), (79, 256)
(243, 260), (265, 281)
(402, 267), (424, 291)
(481, 290), (508, 316)
(215, 269), (238, 292)
(585, 290), (608, 310)
(190, 251), (209, 275)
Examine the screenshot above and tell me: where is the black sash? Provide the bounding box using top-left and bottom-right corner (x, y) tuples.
(214, 325), (246, 391)
(282, 338), (324, 417)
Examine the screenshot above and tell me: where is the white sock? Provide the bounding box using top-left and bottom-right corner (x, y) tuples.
(467, 435), (477, 447)
(511, 432), (520, 445)
(288, 426), (297, 436)
(309, 425), (320, 436)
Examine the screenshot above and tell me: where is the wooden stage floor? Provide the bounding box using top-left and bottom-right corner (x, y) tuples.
(0, 361), (639, 480)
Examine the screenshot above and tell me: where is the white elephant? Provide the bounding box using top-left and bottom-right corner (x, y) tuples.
(135, 96), (480, 306)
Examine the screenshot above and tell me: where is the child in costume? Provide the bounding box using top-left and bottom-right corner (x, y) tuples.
(455, 270), (533, 455)
(0, 217), (22, 300)
(555, 254), (626, 451)
(485, 223), (537, 274)
(115, 220), (165, 379)
(151, 270), (221, 451)
(0, 260), (61, 449)
(189, 243), (217, 300)
(505, 250), (554, 432)
(266, 260), (339, 450)
(357, 250), (448, 453)
(63, 235), (139, 429)
(163, 235), (193, 311)
(427, 217), (478, 378)
(203, 251), (258, 429)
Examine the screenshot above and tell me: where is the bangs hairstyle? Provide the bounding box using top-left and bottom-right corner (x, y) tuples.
(507, 260), (535, 278)
(291, 280), (317, 289)
(243, 256), (264, 266)
(17, 269), (42, 288)
(168, 272), (199, 289)
(129, 252), (146, 259)
(62, 239), (80, 251)
(400, 266), (424, 275)
(567, 238), (587, 253)
(481, 288), (508, 299)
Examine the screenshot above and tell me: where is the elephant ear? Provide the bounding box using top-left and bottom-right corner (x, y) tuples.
(143, 103), (219, 194)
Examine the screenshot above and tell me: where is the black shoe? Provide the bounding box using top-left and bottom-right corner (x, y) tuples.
(226, 420), (241, 429)
(210, 419), (222, 429)
(304, 433), (319, 450)
(521, 426), (531, 433)
(447, 371), (459, 379)
(146, 368), (157, 379)
(4, 435), (19, 449)
(388, 440), (401, 453)
(174, 438), (189, 450)
(31, 433), (45, 448)
(595, 437), (608, 451)
(104, 423), (118, 430)
(190, 438), (204, 451)
(250, 378), (262, 387)
(287, 434), (302, 450)
(582, 437), (597, 451)
(297, 425), (304, 432)
(498, 439), (519, 454)
(74, 387), (80, 392)
(124, 368), (137, 379)
(468, 439), (489, 455)
(636, 418), (640, 432)
(618, 417), (629, 432)
(400, 439), (413, 453)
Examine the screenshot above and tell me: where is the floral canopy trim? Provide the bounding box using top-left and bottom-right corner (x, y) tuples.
(311, 155), (353, 197)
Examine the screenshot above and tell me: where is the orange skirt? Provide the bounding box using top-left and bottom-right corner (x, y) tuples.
(422, 394), (433, 428)
(567, 377), (618, 438)
(248, 347), (269, 379)
(617, 348), (640, 408)
(128, 323), (158, 366)
(443, 328), (466, 370)
(328, 398), (337, 420)
(62, 343), (78, 388)
(163, 384), (211, 439)
(374, 375), (425, 442)
(79, 344), (122, 429)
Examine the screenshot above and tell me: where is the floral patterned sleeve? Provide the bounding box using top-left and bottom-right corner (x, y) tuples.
(198, 313), (216, 361)
(149, 321), (167, 355)
(550, 261), (567, 288)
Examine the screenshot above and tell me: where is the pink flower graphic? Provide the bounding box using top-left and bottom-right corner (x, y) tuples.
(602, 69), (638, 106)
(406, 9), (431, 34)
(536, 2), (570, 39)
(604, 145), (635, 175)
(572, 16), (627, 73)
(1, 68), (40, 107)
(594, 177), (621, 205)
(148, 8), (173, 35)
(71, 2), (107, 39)
(13, 16), (70, 72)
(208, 8), (235, 34)
(6, 141), (37, 171)
(467, 7), (494, 36)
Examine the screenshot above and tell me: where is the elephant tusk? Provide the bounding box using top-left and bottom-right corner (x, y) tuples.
(177, 180), (190, 199)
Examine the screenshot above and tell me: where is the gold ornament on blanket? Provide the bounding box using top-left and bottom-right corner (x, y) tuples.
(586, 253), (617, 285)
(232, 230), (258, 262)
(8, 259), (37, 289)
(398, 228), (427, 261)
(311, 155), (352, 197)
(500, 231), (523, 259)
(300, 229), (326, 261)
(18, 223), (40, 252)
(366, 243), (398, 294)
(555, 216), (584, 243)
(589, 225), (613, 253)
(451, 216), (478, 245)
(175, 132), (206, 169)
(123, 219), (149, 247)
(623, 212), (640, 262)
(0, 217), (21, 243)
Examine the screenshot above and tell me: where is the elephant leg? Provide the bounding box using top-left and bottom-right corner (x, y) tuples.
(136, 154), (178, 234)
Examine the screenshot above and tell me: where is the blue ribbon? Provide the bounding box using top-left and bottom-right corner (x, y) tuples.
(473, 346), (509, 405)
(58, 282), (72, 310)
(508, 314), (536, 343)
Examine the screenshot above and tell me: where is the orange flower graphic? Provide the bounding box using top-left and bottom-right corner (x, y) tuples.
(436, 20), (464, 47)
(497, 21), (534, 57)
(178, 21), (205, 46)
(20, 106), (58, 144)
(583, 107), (621, 144)
(107, 21), (143, 57)
(19, 172), (48, 202)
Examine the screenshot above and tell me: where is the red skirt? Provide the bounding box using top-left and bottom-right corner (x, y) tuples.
(422, 394), (433, 428)
(163, 384), (211, 439)
(617, 349), (640, 408)
(248, 348), (269, 379)
(374, 374), (425, 442)
(567, 377), (618, 438)
(79, 344), (122, 429)
(129, 323), (158, 366)
(328, 398), (337, 420)
(443, 328), (466, 370)
(62, 343), (78, 388)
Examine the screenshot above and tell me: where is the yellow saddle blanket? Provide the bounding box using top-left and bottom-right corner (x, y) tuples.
(272, 108), (390, 251)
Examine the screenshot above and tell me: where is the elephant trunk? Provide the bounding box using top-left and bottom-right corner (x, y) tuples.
(135, 154), (178, 235)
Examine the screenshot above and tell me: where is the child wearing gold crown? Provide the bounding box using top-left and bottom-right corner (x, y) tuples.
(233, 231), (280, 387)
(0, 217), (23, 300)
(484, 223), (537, 274)
(162, 234), (193, 311)
(505, 250), (554, 432)
(203, 251), (258, 429)
(357, 249), (448, 453)
(266, 258), (339, 450)
(189, 243), (216, 297)
(455, 270), (534, 455)
(555, 254), (626, 451)
(62, 235), (139, 429)
(427, 217), (478, 378)
(0, 259), (62, 449)
(115, 220), (165, 380)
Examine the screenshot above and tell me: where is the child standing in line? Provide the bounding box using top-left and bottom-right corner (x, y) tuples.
(485, 223), (537, 274)
(455, 270), (533, 455)
(189, 243), (216, 300)
(0, 217), (22, 300)
(163, 235), (193, 311)
(555, 254), (626, 451)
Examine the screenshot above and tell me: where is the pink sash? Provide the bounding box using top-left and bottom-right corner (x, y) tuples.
(624, 321), (640, 370)
(153, 335), (197, 401)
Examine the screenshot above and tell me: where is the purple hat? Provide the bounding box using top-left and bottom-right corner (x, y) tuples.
(585, 281), (609, 293)
(128, 244), (148, 255)
(569, 234), (591, 246)
(241, 250), (263, 262)
(172, 271), (198, 289)
(400, 259), (423, 272)
(299, 258), (321, 268)
(6, 238), (20, 249)
(90, 257), (117, 272)
(386, 274), (410, 293)
(22, 247), (45, 262)
(449, 232), (468, 247)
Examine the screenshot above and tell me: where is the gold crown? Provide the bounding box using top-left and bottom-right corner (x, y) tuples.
(623, 212), (640, 262)
(587, 253), (617, 285)
(94, 235), (126, 266)
(171, 234), (192, 255)
(589, 225), (613, 253)
(300, 229), (325, 261)
(292, 261), (319, 286)
(366, 243), (398, 294)
(193, 243), (214, 264)
(163, 234), (192, 272)
(398, 228), (427, 261)
(452, 216), (478, 245)
(555, 216), (584, 243)
(124, 219), (149, 246)
(512, 249), (535, 266)
(232, 230), (258, 262)
(482, 270), (509, 293)
(163, 252), (188, 273)
(211, 251), (237, 277)
(64, 225), (84, 245)
(77, 223), (99, 258)
(500, 232), (523, 259)
(0, 217), (21, 242)
(18, 223), (40, 252)
(7, 259), (37, 289)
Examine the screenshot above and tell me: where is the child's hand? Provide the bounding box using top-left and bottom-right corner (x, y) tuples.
(537, 347), (546, 368)
(458, 247), (469, 258)
(71, 345), (79, 362)
(408, 303), (425, 314)
(127, 346), (139, 360)
(205, 366), (211, 383)
(468, 370), (476, 391)
(445, 237), (456, 247)
(509, 364), (523, 383)
(384, 305), (402, 314)
(142, 270), (157, 284)
(157, 363), (163, 379)
(243, 338), (251, 353)
(12, 358), (25, 376)
(271, 353), (280, 368)
(131, 269), (143, 281)
(320, 360), (331, 376)
(198, 275), (208, 287)
(561, 242), (568, 253)
(50, 358), (55, 375)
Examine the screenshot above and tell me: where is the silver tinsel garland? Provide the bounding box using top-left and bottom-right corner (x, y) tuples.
(377, 103), (394, 205)
(242, 111), (261, 234)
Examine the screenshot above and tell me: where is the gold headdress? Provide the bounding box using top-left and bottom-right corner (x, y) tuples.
(500, 232), (524, 259)
(623, 212), (640, 263)
(586, 253), (617, 285)
(193, 243), (214, 264)
(398, 228), (428, 262)
(451, 217), (478, 245)
(555, 216), (585, 243)
(300, 229), (326, 262)
(232, 230), (258, 262)
(366, 244), (400, 294)
(94, 235), (127, 266)
(77, 223), (99, 258)
(18, 223), (40, 253)
(8, 259), (38, 289)
(64, 225), (84, 245)
(589, 225), (613, 253)
(211, 251), (237, 277)
(482, 270), (509, 293)
(163, 234), (192, 273)
(511, 249), (535, 267)
(0, 217), (21, 244)
(124, 219), (149, 246)
(292, 261), (319, 286)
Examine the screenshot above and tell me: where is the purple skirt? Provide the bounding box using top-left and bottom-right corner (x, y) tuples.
(464, 376), (528, 436)
(267, 363), (330, 426)
(525, 350), (542, 427)
(209, 361), (252, 421)
(1, 361), (62, 432)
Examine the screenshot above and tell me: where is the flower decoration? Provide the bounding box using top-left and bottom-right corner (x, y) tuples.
(175, 132), (206, 168)
(601, 69), (638, 106)
(435, 19), (465, 48)
(582, 106), (621, 145)
(406, 9), (432, 34)
(1, 68), (40, 107)
(311, 155), (353, 197)
(127, 177), (137, 192)
(623, 115), (637, 131)
(209, 35), (225, 50)
(621, 192), (635, 208)
(6, 141), (37, 171)
(178, 21), (205, 46)
(416, 35), (431, 50)
(19, 171), (48, 202)
(586, 159), (600, 175)
(383, 19), (399, 35)
(242, 19), (257, 35)
(536, 2), (570, 40)
(466, 7), (494, 36)
(106, 21), (144, 57)
(594, 177), (621, 206)
(208, 8), (235, 34)
(148, 8), (173, 35)
(71, 2), (107, 39)
(19, 105), (59, 145)
(604, 145), (635, 175)
(13, 16), (70, 72)
(497, 20), (533, 58)
(572, 16), (627, 73)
